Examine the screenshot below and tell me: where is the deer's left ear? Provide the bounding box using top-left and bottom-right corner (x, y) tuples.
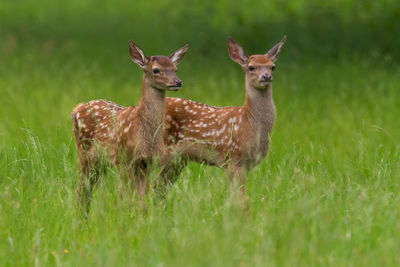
(129, 40), (149, 68)
(228, 37), (248, 66)
(169, 44), (189, 65)
(266, 35), (287, 62)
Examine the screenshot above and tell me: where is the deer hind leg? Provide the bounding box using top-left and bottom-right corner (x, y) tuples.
(76, 153), (103, 214)
(152, 158), (187, 199)
(117, 164), (135, 201)
(152, 145), (188, 196)
(225, 165), (249, 210)
(158, 152), (188, 185)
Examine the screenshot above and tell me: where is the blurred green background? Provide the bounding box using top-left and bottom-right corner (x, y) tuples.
(1, 0), (400, 266)
(2, 0), (400, 59)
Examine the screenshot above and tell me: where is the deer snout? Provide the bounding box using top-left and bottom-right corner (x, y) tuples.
(167, 79), (183, 90)
(175, 80), (182, 88)
(260, 73), (272, 82)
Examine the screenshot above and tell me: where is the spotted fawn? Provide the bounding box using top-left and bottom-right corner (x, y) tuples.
(72, 40), (188, 211)
(162, 36), (287, 206)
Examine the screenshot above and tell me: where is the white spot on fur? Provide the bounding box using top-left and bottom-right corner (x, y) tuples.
(78, 120), (86, 129)
(216, 124), (227, 136)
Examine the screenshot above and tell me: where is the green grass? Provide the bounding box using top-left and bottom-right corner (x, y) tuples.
(1, 41), (400, 266)
(1, 1), (400, 265)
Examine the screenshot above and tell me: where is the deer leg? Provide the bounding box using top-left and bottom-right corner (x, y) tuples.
(76, 156), (101, 214)
(161, 160), (187, 185)
(118, 159), (150, 209)
(152, 145), (186, 191)
(152, 159), (187, 199)
(134, 161), (150, 210)
(158, 151), (188, 185)
(226, 165), (249, 210)
(135, 173), (148, 198)
(117, 163), (135, 201)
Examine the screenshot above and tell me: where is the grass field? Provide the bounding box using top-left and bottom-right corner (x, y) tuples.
(1, 1), (400, 266)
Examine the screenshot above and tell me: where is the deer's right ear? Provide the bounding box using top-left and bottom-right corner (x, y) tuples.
(266, 35), (287, 62)
(169, 44), (189, 65)
(227, 37), (248, 66)
(129, 40), (148, 68)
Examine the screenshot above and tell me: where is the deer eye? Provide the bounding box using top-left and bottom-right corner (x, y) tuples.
(271, 66), (275, 71)
(248, 65), (255, 71)
(152, 68), (160, 74)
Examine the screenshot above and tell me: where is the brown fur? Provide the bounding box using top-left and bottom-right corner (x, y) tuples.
(72, 40), (188, 212)
(162, 36), (287, 206)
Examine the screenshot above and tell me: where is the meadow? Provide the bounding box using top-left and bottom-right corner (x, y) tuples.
(1, 0), (400, 266)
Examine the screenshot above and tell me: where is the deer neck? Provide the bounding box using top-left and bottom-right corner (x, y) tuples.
(243, 77), (276, 134)
(137, 75), (166, 137)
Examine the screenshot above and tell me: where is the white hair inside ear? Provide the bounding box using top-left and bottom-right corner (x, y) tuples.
(169, 44), (189, 65)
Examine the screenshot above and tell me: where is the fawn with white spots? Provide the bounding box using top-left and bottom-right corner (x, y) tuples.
(72, 40), (188, 211)
(162, 36), (286, 206)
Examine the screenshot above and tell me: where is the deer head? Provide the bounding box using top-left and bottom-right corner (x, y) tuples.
(129, 40), (189, 91)
(228, 36), (286, 90)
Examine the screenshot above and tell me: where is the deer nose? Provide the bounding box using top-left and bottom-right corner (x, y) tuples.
(260, 73), (272, 82)
(175, 80), (182, 88)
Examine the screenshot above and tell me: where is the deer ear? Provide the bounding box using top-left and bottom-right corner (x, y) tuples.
(169, 44), (189, 65)
(227, 37), (248, 66)
(129, 40), (148, 67)
(266, 35), (287, 62)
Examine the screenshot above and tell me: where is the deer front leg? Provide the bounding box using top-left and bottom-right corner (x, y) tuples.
(117, 165), (147, 211)
(133, 161), (151, 210)
(118, 163), (136, 200)
(135, 172), (148, 199)
(225, 165), (249, 210)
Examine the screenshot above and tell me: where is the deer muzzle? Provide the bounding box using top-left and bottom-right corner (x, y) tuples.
(167, 79), (182, 91)
(259, 73), (272, 83)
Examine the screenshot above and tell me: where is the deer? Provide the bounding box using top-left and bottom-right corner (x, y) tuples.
(161, 36), (286, 207)
(72, 40), (189, 212)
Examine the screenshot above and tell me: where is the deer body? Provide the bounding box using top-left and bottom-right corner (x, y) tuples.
(164, 86), (275, 169)
(162, 36), (286, 204)
(72, 40), (188, 211)
(72, 80), (166, 168)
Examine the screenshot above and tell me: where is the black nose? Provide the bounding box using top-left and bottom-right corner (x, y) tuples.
(261, 74), (272, 82)
(176, 80), (182, 88)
